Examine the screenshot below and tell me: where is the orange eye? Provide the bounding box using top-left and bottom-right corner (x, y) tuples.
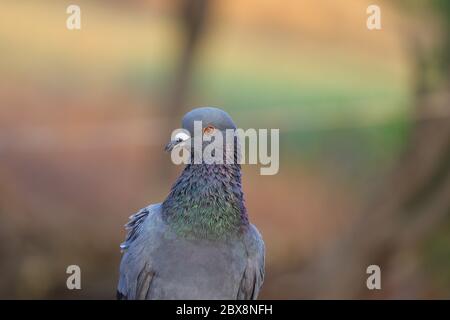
(203, 125), (215, 134)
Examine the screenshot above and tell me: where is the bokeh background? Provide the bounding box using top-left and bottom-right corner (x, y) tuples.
(0, 0), (449, 299)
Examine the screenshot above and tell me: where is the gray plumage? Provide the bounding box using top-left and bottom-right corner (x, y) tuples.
(117, 107), (265, 300)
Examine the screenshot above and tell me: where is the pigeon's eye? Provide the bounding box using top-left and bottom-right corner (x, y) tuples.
(174, 132), (190, 142)
(203, 125), (215, 135)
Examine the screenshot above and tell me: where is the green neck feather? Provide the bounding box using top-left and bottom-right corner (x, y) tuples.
(162, 163), (248, 240)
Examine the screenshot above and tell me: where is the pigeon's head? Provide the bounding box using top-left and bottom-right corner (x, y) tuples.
(165, 107), (238, 162)
(181, 107), (237, 135)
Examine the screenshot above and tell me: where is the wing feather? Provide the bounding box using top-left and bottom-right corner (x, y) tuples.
(117, 204), (162, 300)
(237, 225), (265, 300)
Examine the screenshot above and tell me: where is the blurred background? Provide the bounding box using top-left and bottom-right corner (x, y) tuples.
(0, 0), (449, 299)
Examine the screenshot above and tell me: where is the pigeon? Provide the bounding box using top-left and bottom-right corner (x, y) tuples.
(117, 107), (265, 300)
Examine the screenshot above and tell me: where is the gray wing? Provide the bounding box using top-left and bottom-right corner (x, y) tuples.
(237, 224), (265, 300)
(117, 204), (163, 300)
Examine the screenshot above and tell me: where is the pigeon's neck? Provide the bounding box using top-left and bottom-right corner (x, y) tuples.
(162, 163), (249, 240)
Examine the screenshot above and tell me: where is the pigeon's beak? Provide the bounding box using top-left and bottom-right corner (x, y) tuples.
(165, 131), (192, 152)
(165, 140), (179, 152)
(165, 138), (192, 152)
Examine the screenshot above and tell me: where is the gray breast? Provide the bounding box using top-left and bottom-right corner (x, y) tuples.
(148, 230), (247, 299)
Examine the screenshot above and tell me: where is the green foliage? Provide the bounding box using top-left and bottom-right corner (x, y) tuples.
(432, 0), (450, 22)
